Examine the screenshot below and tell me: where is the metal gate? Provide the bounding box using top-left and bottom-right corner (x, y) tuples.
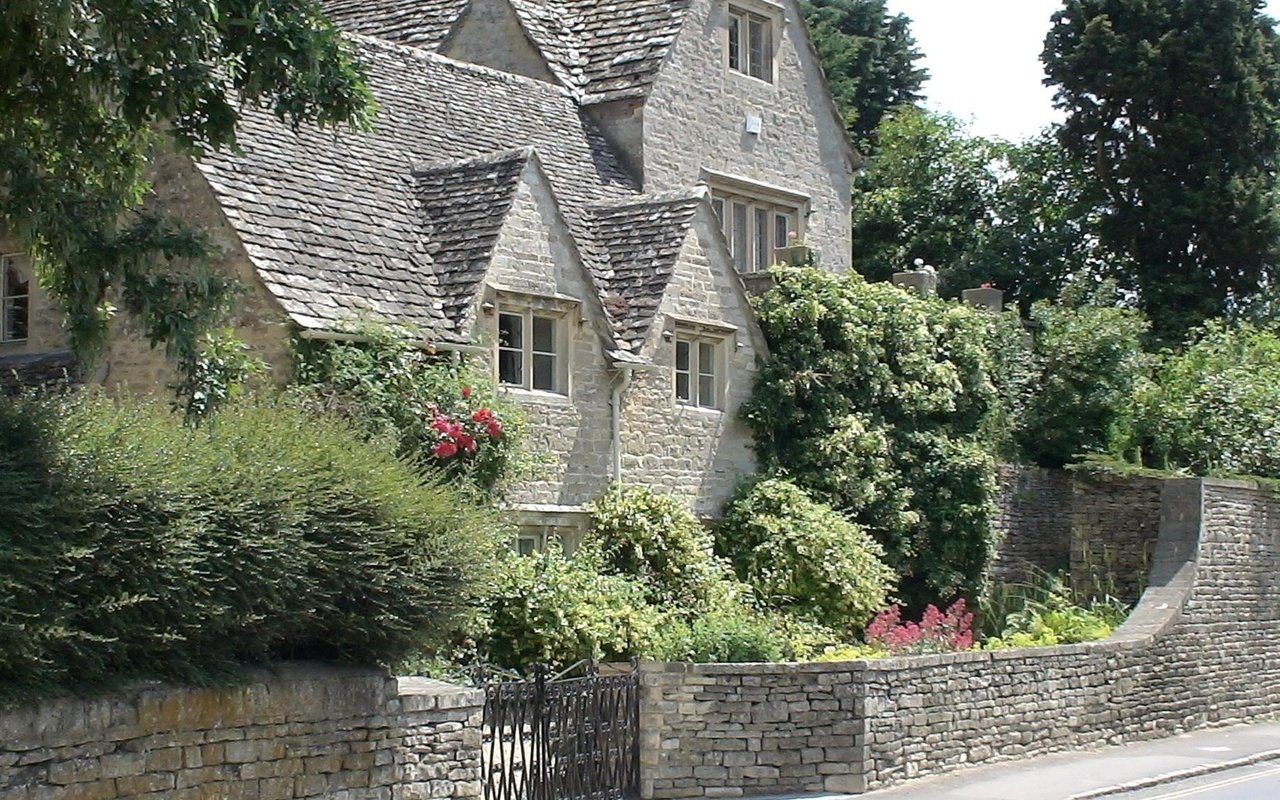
(480, 660), (640, 800)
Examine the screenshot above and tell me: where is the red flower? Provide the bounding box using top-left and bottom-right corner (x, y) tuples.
(458, 434), (477, 453)
(472, 408), (493, 423)
(461, 386), (473, 399)
(487, 420), (504, 438)
(433, 441), (458, 459)
(432, 417), (452, 434)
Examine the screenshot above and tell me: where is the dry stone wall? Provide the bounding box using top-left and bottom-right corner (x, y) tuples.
(989, 465), (1073, 582)
(640, 478), (1280, 798)
(0, 665), (482, 800)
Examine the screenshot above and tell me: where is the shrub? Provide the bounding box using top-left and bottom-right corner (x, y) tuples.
(744, 267), (1000, 609)
(980, 571), (1128, 649)
(863, 599), (976, 656)
(1016, 284), (1151, 468)
(586, 484), (726, 608)
(1135, 321), (1280, 479)
(647, 605), (786, 663)
(292, 324), (525, 495)
(716, 479), (895, 631)
(477, 547), (660, 668)
(0, 394), (498, 705)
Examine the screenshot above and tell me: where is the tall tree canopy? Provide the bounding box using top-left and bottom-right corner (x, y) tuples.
(801, 0), (928, 150)
(1043, 0), (1280, 341)
(1, 0), (372, 392)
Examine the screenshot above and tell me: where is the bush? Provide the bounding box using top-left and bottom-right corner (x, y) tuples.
(647, 606), (786, 663)
(1135, 321), (1280, 478)
(716, 479), (895, 632)
(586, 484), (726, 608)
(478, 547), (661, 668)
(1016, 284), (1150, 468)
(292, 324), (525, 495)
(863, 600), (976, 655)
(744, 267), (1000, 609)
(980, 570), (1127, 649)
(0, 394), (498, 705)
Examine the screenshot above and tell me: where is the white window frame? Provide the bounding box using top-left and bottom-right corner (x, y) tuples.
(674, 332), (726, 410)
(710, 191), (801, 274)
(726, 3), (776, 83)
(514, 524), (584, 557)
(1, 253), (29, 343)
(496, 305), (569, 396)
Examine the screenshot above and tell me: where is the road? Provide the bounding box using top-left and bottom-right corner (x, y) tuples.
(1108, 762), (1280, 800)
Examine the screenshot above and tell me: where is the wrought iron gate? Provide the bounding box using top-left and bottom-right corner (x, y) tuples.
(480, 660), (640, 800)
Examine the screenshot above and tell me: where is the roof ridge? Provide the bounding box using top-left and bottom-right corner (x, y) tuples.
(411, 146), (536, 175)
(590, 187), (707, 213)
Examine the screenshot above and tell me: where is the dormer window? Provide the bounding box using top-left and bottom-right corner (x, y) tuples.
(711, 192), (800, 274)
(1, 254), (29, 343)
(497, 305), (568, 395)
(727, 5), (775, 82)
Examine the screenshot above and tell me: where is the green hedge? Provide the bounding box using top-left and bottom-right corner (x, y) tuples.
(0, 395), (497, 705)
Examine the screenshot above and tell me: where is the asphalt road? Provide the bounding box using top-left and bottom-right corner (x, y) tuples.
(1108, 762), (1280, 800)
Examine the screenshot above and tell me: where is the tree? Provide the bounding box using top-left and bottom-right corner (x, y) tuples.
(1043, 0), (1280, 341)
(853, 107), (1116, 310)
(801, 0), (928, 150)
(1, 0), (373, 404)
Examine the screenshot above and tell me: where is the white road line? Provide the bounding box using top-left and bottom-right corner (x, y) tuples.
(1139, 763), (1280, 800)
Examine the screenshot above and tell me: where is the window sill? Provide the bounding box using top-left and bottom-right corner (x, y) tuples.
(675, 401), (725, 417)
(502, 386), (573, 406)
(726, 69), (775, 88)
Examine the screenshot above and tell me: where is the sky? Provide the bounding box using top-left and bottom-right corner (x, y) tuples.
(884, 0), (1280, 142)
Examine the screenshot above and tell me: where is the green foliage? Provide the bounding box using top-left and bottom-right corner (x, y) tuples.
(0, 0), (373, 408)
(292, 325), (525, 495)
(716, 479), (894, 631)
(1044, 0), (1280, 341)
(744, 268), (999, 609)
(176, 328), (267, 421)
(799, 0), (927, 150)
(648, 606), (785, 663)
(0, 394), (497, 706)
(477, 547), (661, 669)
(1136, 322), (1280, 478)
(1017, 284), (1151, 468)
(981, 571), (1127, 649)
(586, 484), (724, 608)
(853, 109), (1106, 309)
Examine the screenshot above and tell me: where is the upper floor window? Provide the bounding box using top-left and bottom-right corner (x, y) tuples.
(727, 5), (775, 82)
(1, 254), (29, 343)
(498, 307), (565, 394)
(674, 334), (724, 410)
(711, 193), (799, 274)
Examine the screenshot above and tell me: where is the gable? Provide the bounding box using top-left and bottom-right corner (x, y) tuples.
(444, 0), (559, 83)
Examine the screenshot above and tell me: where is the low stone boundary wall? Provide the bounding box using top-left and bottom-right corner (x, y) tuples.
(0, 664), (482, 800)
(641, 478), (1280, 798)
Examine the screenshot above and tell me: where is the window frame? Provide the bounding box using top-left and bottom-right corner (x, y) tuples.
(726, 4), (776, 83)
(496, 304), (569, 396)
(1, 253), (30, 344)
(710, 191), (801, 274)
(673, 331), (726, 410)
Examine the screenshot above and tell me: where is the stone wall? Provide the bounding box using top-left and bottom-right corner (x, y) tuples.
(0, 665), (482, 800)
(1070, 472), (1164, 603)
(640, 478), (1280, 798)
(988, 465), (1073, 582)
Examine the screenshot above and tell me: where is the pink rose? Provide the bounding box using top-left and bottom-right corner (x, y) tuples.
(433, 441), (458, 458)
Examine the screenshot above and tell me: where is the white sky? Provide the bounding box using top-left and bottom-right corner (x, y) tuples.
(884, 0), (1280, 142)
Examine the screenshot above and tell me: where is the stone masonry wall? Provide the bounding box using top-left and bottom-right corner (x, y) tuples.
(1070, 473), (1164, 603)
(640, 478), (1280, 798)
(0, 665), (482, 800)
(988, 465), (1074, 583)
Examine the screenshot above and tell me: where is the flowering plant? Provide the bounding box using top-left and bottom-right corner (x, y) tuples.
(423, 386), (506, 460)
(863, 598), (975, 655)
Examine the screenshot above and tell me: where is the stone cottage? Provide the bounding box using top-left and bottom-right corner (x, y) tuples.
(0, 0), (855, 544)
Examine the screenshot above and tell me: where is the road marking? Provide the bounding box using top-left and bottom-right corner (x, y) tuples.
(1139, 763), (1280, 799)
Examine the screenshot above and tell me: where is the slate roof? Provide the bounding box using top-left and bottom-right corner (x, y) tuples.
(413, 148), (530, 326)
(196, 37), (708, 350)
(323, 0), (469, 50)
(588, 191), (704, 352)
(0, 351), (80, 394)
(323, 0), (691, 105)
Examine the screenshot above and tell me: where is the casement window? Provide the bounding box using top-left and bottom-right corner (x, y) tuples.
(498, 307), (565, 394)
(710, 193), (800, 274)
(674, 334), (724, 410)
(727, 5), (774, 82)
(1, 254), (29, 343)
(515, 524), (583, 557)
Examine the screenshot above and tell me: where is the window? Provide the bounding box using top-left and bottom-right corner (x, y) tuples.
(515, 524), (582, 556)
(674, 335), (722, 409)
(710, 193), (800, 273)
(1, 254), (29, 343)
(727, 5), (774, 81)
(498, 308), (564, 393)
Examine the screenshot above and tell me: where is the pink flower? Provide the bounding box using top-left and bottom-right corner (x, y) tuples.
(461, 386), (473, 399)
(472, 408), (493, 423)
(980, 282), (993, 289)
(486, 420), (504, 438)
(433, 441), (458, 459)
(431, 417), (452, 434)
(458, 434), (477, 453)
